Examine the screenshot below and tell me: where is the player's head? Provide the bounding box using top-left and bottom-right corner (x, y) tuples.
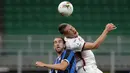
(58, 23), (78, 38)
(53, 37), (66, 54)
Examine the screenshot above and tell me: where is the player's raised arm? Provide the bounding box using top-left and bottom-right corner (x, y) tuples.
(83, 23), (116, 50)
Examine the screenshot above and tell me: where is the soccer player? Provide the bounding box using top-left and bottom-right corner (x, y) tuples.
(58, 23), (116, 73)
(36, 37), (77, 73)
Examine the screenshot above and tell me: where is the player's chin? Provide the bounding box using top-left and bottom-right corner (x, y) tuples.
(55, 48), (62, 52)
(56, 50), (62, 54)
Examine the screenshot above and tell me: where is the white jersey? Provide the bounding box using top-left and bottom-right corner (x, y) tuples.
(64, 36), (97, 68)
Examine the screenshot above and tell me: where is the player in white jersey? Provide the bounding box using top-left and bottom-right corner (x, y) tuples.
(58, 23), (116, 73)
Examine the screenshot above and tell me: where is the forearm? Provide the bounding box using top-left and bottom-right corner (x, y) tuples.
(84, 23), (116, 49)
(44, 64), (63, 70)
(93, 29), (108, 48)
(36, 61), (68, 71)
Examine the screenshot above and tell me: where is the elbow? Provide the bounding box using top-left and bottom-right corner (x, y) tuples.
(92, 44), (99, 49)
(59, 66), (66, 71)
(58, 61), (68, 71)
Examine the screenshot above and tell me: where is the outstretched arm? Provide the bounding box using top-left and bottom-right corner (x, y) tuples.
(83, 23), (116, 50)
(36, 60), (68, 71)
(36, 50), (75, 71)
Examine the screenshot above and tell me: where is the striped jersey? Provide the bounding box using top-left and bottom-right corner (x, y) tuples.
(50, 50), (77, 73)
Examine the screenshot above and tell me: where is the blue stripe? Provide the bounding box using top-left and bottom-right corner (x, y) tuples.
(65, 51), (76, 73)
(62, 50), (66, 60)
(70, 58), (76, 73)
(52, 50), (76, 73)
(67, 51), (74, 63)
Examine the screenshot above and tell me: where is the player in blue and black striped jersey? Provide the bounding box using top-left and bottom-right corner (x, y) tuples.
(36, 37), (77, 73)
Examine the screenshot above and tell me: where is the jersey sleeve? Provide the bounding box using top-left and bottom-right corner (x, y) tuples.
(70, 36), (85, 52)
(62, 50), (75, 64)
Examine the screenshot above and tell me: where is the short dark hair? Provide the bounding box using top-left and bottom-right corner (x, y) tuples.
(58, 23), (68, 34)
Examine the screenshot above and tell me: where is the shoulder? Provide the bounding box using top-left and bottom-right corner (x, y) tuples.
(64, 50), (74, 54)
(77, 36), (84, 41)
(65, 49), (73, 52)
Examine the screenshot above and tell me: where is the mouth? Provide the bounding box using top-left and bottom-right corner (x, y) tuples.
(74, 32), (76, 34)
(57, 46), (60, 48)
(56, 47), (61, 49)
(74, 31), (77, 35)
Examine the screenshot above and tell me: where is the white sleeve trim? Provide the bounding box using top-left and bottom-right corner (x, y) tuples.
(61, 59), (70, 64)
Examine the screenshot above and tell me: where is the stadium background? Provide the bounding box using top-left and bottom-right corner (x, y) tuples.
(0, 0), (130, 73)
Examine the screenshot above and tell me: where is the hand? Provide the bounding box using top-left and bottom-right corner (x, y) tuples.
(36, 61), (46, 67)
(105, 23), (117, 32)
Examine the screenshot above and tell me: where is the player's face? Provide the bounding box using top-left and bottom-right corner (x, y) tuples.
(64, 24), (78, 38)
(53, 38), (65, 54)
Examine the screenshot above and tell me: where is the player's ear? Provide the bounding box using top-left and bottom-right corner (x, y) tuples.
(64, 45), (65, 48)
(63, 44), (66, 49)
(63, 30), (68, 35)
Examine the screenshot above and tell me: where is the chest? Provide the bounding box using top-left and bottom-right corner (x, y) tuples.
(55, 57), (62, 64)
(65, 38), (77, 47)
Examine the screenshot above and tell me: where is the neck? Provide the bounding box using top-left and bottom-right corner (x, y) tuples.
(57, 53), (62, 57)
(66, 35), (78, 38)
(57, 50), (64, 56)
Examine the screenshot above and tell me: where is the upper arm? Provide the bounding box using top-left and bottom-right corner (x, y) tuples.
(59, 60), (69, 70)
(63, 50), (75, 63)
(59, 50), (75, 70)
(83, 42), (98, 50)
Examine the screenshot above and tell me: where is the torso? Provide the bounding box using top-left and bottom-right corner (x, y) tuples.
(64, 36), (96, 67)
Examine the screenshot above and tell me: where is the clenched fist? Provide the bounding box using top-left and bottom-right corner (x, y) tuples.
(105, 23), (117, 32)
(35, 61), (45, 67)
